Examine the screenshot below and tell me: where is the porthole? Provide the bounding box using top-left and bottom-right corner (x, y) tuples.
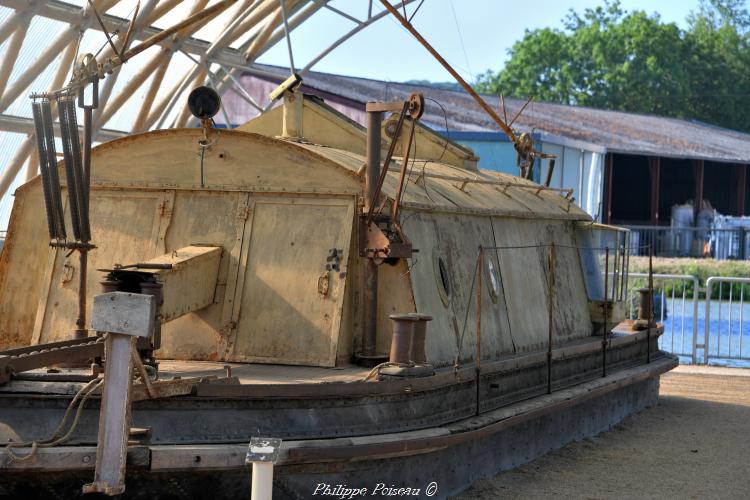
(433, 253), (452, 307)
(485, 255), (501, 303)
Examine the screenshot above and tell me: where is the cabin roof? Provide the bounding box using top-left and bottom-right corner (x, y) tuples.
(296, 142), (589, 220)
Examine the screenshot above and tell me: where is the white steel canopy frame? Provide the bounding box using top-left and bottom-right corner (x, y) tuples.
(0, 0), (418, 221)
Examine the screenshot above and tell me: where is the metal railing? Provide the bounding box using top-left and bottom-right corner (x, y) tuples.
(625, 272), (750, 366)
(704, 277), (750, 365)
(624, 225), (748, 260)
(627, 273), (700, 363)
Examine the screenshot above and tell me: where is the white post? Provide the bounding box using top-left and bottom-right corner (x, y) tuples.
(251, 462), (274, 500)
(246, 437), (282, 500)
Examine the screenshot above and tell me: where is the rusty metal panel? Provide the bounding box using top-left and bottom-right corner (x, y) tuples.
(544, 222), (593, 343)
(230, 196), (354, 367)
(132, 246), (222, 323)
(398, 212), (458, 366)
(490, 218), (550, 353)
(402, 211), (515, 367)
(34, 190), (164, 345)
(0, 180), (50, 350)
(159, 191), (245, 361)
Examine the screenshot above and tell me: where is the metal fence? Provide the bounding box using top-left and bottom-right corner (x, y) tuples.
(627, 273), (699, 363)
(626, 273), (750, 366)
(624, 225), (748, 260)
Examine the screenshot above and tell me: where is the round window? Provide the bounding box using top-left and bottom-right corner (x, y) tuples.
(485, 255), (501, 303)
(433, 253), (452, 307)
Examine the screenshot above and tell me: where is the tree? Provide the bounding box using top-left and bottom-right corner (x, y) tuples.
(475, 0), (750, 132)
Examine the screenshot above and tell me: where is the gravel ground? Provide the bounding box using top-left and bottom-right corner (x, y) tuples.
(454, 367), (750, 500)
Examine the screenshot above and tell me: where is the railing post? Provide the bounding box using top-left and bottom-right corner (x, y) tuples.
(691, 277), (700, 365)
(602, 246), (609, 377)
(704, 278), (713, 365)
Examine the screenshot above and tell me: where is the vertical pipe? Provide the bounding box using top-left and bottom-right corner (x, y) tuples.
(547, 243), (555, 394)
(648, 245), (654, 364)
(603, 246), (609, 377)
(362, 111), (382, 358)
(366, 112), (382, 211)
(75, 106), (94, 340)
(475, 246), (483, 416)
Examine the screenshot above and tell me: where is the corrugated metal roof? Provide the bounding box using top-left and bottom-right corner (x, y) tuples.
(252, 64), (750, 164)
(297, 141), (589, 221)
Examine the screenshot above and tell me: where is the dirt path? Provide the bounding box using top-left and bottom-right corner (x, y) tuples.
(454, 366), (750, 500)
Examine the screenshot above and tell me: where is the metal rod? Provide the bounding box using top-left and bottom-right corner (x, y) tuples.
(475, 246), (483, 416)
(366, 102), (408, 224)
(378, 0), (516, 143)
(279, 0), (295, 72)
(392, 118), (416, 224)
(648, 244), (653, 364)
(547, 242), (555, 394)
(603, 246), (609, 377)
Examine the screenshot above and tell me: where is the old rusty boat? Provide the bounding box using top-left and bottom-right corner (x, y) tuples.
(0, 84), (676, 498)
(0, 4), (675, 495)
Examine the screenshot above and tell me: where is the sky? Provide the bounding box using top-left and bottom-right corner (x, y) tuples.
(257, 0), (702, 83)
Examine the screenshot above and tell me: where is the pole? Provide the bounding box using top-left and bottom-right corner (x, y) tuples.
(475, 246), (483, 416)
(74, 92), (94, 339)
(547, 243), (555, 394)
(602, 246), (609, 377)
(648, 244), (654, 364)
(250, 462), (274, 500)
(362, 110), (382, 358)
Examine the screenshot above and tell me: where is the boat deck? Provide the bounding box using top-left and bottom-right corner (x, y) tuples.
(158, 359), (370, 384)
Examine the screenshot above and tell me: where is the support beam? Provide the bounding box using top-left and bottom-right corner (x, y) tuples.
(0, 114), (125, 141)
(0, 137), (34, 199)
(649, 156), (660, 225)
(132, 58), (170, 133)
(692, 159), (704, 219)
(24, 143), (39, 182)
(0, 20), (30, 99)
(0, 27), (77, 112)
(737, 164), (747, 216)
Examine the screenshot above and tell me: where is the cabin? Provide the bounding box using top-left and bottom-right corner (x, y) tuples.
(0, 92), (616, 369)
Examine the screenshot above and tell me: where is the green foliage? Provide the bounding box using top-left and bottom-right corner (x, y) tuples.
(475, 0), (750, 132)
(629, 256), (750, 299)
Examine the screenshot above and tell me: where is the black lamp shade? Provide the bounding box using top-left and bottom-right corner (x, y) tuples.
(188, 86), (221, 120)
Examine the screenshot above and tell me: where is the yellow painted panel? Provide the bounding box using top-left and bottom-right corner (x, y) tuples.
(0, 180), (50, 349)
(89, 129), (360, 195)
(158, 191), (243, 360)
(37, 190), (163, 344)
(232, 197), (354, 366)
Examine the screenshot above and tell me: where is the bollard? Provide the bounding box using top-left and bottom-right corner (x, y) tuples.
(637, 287), (652, 322)
(246, 437), (282, 500)
(409, 314), (433, 364)
(388, 314), (419, 364)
